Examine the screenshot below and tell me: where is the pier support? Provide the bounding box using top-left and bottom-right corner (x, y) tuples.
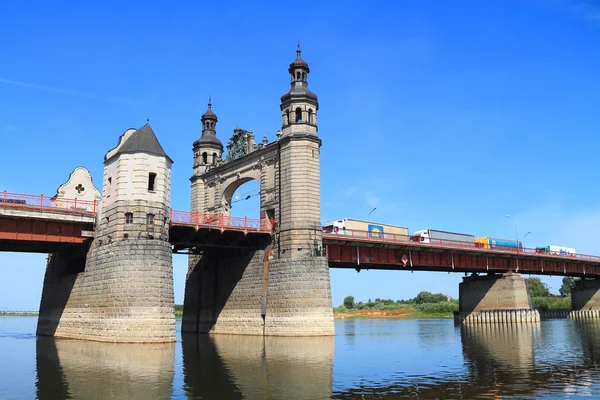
(182, 250), (334, 336)
(570, 279), (600, 320)
(454, 272), (539, 324)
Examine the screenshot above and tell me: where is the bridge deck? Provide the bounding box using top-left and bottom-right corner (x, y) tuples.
(323, 232), (600, 277)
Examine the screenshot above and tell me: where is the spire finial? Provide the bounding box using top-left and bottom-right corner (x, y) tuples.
(208, 95), (212, 109)
(146, 117), (150, 123)
(297, 40), (301, 58)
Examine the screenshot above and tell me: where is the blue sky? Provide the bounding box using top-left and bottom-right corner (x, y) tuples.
(1, 0), (600, 309)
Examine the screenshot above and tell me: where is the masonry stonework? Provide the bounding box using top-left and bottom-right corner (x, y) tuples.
(183, 45), (334, 336)
(37, 124), (176, 342)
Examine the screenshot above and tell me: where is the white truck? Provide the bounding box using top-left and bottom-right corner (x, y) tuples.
(410, 229), (475, 245)
(322, 218), (409, 240)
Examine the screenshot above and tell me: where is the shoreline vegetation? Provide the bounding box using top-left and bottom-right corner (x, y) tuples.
(0, 278), (576, 319)
(336, 277), (575, 319)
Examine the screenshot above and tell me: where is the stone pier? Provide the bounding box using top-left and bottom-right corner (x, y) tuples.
(182, 249), (334, 336)
(454, 273), (540, 324)
(571, 279), (600, 320)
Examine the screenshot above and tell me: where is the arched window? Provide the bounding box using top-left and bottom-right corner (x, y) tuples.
(285, 109), (290, 125)
(295, 108), (302, 123)
(296, 72), (301, 81)
(202, 152), (208, 164)
(308, 109), (313, 124)
(212, 153), (217, 165)
(302, 73), (306, 81)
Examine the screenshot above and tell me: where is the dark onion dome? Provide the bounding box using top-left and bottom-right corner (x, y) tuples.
(280, 43), (318, 104)
(194, 133), (222, 149)
(280, 85), (318, 103)
(194, 96), (223, 149)
(290, 45), (309, 70)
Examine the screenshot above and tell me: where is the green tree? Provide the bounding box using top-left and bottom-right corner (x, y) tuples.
(559, 276), (576, 297)
(343, 296), (356, 309)
(414, 291), (448, 304)
(526, 277), (550, 297)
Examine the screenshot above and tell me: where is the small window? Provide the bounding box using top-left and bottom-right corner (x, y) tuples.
(148, 173), (157, 192)
(146, 213), (154, 225)
(308, 109), (313, 124)
(107, 177), (112, 197)
(202, 152), (208, 164)
(295, 108), (302, 123)
(125, 212), (133, 224)
(212, 152), (217, 165)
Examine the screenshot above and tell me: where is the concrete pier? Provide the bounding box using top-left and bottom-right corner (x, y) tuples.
(455, 273), (538, 324)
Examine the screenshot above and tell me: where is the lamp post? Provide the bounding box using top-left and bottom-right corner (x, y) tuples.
(506, 214), (519, 271)
(523, 231), (531, 249)
(368, 207), (377, 218)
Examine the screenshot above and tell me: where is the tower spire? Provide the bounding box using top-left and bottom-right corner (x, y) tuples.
(297, 40), (301, 58)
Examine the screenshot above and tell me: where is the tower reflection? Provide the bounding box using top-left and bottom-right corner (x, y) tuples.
(182, 334), (334, 400)
(36, 336), (175, 400)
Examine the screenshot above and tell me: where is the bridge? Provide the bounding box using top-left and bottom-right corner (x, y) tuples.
(4, 46), (600, 343)
(3, 191), (598, 275)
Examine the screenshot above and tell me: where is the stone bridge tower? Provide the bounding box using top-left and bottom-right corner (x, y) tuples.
(183, 45), (334, 336)
(37, 124), (176, 342)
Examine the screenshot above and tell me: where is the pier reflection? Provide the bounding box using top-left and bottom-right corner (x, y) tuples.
(182, 334), (334, 400)
(36, 336), (175, 400)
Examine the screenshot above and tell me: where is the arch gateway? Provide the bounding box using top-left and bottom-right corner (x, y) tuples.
(182, 45), (334, 336)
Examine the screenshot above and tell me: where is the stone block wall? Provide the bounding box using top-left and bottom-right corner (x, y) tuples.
(182, 250), (266, 335)
(264, 257), (334, 336)
(183, 252), (334, 336)
(459, 273), (532, 313)
(277, 136), (323, 258)
(572, 279), (600, 310)
(37, 239), (175, 342)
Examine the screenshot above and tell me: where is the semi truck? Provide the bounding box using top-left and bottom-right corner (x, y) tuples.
(410, 229), (475, 244)
(475, 237), (522, 250)
(536, 245), (576, 256)
(322, 218), (409, 239)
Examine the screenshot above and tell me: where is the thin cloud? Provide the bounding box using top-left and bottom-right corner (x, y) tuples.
(364, 192), (379, 208)
(343, 187), (357, 198)
(3, 124), (23, 132)
(0, 77), (135, 105)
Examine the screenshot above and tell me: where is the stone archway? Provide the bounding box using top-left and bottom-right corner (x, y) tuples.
(183, 127), (333, 337)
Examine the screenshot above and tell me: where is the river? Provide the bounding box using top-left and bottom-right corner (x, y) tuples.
(1, 317), (600, 399)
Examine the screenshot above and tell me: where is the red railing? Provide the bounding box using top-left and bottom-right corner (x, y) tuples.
(169, 210), (272, 232)
(322, 229), (600, 263)
(0, 190), (97, 214)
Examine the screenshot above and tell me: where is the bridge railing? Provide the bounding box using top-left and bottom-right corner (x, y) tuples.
(322, 229), (600, 262)
(169, 210), (272, 232)
(1, 191), (97, 214)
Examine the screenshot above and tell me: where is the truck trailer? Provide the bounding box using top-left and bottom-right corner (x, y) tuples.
(475, 237), (522, 250)
(322, 218), (409, 240)
(536, 245), (576, 256)
(410, 229), (475, 244)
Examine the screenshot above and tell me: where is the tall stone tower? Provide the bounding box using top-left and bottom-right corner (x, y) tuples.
(190, 98), (224, 215)
(277, 42), (322, 258)
(37, 123), (176, 342)
(182, 45), (333, 336)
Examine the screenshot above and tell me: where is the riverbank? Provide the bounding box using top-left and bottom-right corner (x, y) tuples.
(334, 308), (454, 319)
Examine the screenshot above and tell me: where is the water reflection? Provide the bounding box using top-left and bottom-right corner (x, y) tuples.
(24, 319), (600, 399)
(36, 337), (175, 400)
(182, 334), (334, 400)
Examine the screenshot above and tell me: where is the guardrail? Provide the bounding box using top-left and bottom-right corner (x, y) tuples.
(170, 210), (273, 232)
(322, 230), (600, 262)
(1, 191), (97, 214)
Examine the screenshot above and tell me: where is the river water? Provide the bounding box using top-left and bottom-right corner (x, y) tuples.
(1, 317), (600, 399)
